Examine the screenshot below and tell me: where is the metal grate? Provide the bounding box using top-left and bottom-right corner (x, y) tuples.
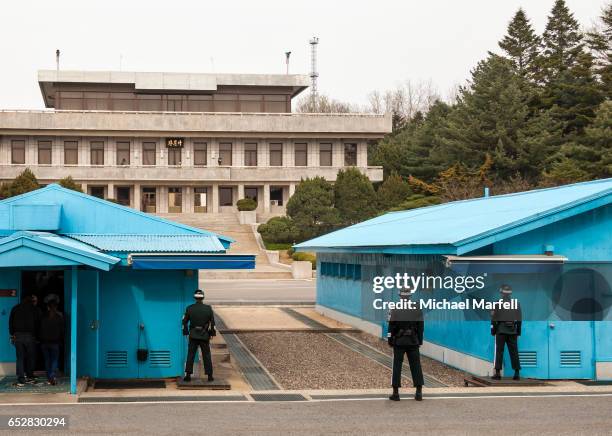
(519, 351), (538, 368)
(251, 393), (306, 402)
(149, 350), (171, 367)
(560, 351), (581, 367)
(105, 351), (128, 368)
(223, 333), (280, 391)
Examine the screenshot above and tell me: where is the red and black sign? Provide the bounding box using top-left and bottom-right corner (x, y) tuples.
(0, 289), (17, 297)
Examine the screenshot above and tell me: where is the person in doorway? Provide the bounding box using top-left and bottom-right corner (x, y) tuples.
(182, 289), (216, 382)
(491, 284), (522, 380)
(8, 294), (40, 387)
(387, 287), (425, 401)
(39, 294), (64, 385)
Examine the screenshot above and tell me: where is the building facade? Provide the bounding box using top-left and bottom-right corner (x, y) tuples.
(0, 70), (389, 217)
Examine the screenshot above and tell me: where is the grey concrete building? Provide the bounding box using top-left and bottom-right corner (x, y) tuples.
(0, 70), (390, 217)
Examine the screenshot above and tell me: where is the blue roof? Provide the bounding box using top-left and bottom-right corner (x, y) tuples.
(295, 178), (612, 255)
(66, 234), (226, 253)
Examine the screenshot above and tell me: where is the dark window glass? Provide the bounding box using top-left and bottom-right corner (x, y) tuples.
(143, 142), (156, 166)
(270, 186), (283, 206)
(116, 187), (130, 206)
(295, 143), (307, 166)
(244, 143), (258, 166)
(219, 143), (232, 166)
(38, 140), (52, 165)
(90, 141), (104, 165)
(219, 187), (233, 206)
(64, 141), (78, 165)
(344, 143), (357, 166)
(168, 148), (182, 166)
(270, 143), (283, 166)
(142, 187), (156, 212)
(193, 142), (207, 166)
(11, 140), (25, 164)
(116, 141), (130, 165)
(245, 187), (258, 202)
(320, 143), (332, 166)
(138, 95), (162, 111)
(89, 186), (105, 199)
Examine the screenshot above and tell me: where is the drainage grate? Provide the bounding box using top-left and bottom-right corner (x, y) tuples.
(223, 333), (280, 391)
(282, 308), (329, 329)
(251, 393), (306, 402)
(519, 351), (538, 368)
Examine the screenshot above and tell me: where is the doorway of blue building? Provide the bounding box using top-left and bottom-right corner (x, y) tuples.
(20, 270), (66, 374)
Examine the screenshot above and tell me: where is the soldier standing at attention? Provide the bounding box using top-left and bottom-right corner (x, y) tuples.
(182, 289), (216, 382)
(387, 287), (425, 401)
(491, 284), (522, 380)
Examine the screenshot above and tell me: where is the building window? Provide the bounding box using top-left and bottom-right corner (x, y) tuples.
(219, 143), (232, 166)
(142, 187), (156, 212)
(245, 187), (258, 203)
(116, 141), (130, 166)
(193, 142), (207, 166)
(11, 140), (25, 164)
(344, 143), (357, 166)
(89, 186), (105, 199)
(219, 187), (233, 206)
(295, 143), (307, 166)
(270, 143), (283, 166)
(244, 143), (258, 166)
(64, 141), (78, 165)
(38, 140), (52, 165)
(142, 142), (156, 166)
(168, 187), (182, 212)
(194, 187), (207, 213)
(90, 141), (105, 166)
(270, 186), (283, 206)
(116, 187), (130, 206)
(320, 143), (332, 167)
(168, 148), (182, 166)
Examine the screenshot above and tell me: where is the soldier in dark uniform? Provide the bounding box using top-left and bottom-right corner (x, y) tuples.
(182, 289), (216, 382)
(387, 287), (424, 401)
(491, 284), (522, 380)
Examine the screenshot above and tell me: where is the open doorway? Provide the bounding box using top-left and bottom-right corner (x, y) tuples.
(21, 270), (66, 373)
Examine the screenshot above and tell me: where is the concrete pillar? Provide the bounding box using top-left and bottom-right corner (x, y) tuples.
(357, 141), (368, 167)
(211, 184), (219, 213)
(210, 140), (219, 167)
(133, 184), (141, 211)
(159, 186), (168, 213)
(237, 184), (245, 200)
(263, 183), (271, 213)
(107, 183), (115, 200)
(309, 141), (319, 167)
(81, 183), (88, 195)
(289, 183), (296, 198)
(333, 141), (343, 167)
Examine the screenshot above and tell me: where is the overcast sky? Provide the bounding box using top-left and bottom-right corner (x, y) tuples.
(0, 0), (606, 109)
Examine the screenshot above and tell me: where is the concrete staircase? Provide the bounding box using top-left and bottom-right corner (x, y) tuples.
(156, 213), (292, 279)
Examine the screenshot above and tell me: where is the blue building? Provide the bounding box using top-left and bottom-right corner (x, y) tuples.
(0, 185), (254, 393)
(295, 179), (612, 380)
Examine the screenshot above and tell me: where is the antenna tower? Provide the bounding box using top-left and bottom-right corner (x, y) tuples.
(309, 37), (319, 111)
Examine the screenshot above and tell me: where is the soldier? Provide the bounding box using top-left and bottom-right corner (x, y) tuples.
(491, 284), (522, 380)
(182, 289), (216, 382)
(387, 287), (424, 401)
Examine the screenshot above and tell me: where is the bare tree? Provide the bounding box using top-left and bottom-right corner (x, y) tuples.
(294, 94), (357, 113)
(366, 79), (440, 120)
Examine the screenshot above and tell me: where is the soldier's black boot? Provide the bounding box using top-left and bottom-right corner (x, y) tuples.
(183, 374), (191, 382)
(513, 371), (520, 381)
(388, 387), (400, 401)
(415, 385), (423, 401)
(207, 375), (214, 382)
(491, 370), (501, 380)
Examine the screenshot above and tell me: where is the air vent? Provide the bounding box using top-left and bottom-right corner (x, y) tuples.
(519, 351), (537, 368)
(149, 350), (171, 367)
(560, 351), (581, 367)
(105, 351), (128, 368)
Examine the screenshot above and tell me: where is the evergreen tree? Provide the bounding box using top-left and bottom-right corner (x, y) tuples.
(58, 176), (83, 192)
(333, 168), (378, 225)
(499, 8), (541, 80)
(376, 172), (411, 211)
(0, 169), (40, 199)
(586, 3), (612, 96)
(286, 177), (340, 240)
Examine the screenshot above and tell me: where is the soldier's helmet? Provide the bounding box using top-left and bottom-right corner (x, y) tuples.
(399, 287), (413, 299)
(500, 284), (512, 295)
(194, 289), (205, 299)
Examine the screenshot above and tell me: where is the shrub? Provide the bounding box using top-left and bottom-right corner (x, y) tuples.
(291, 252), (316, 269)
(257, 216), (299, 244)
(237, 198), (257, 211)
(58, 176), (83, 192)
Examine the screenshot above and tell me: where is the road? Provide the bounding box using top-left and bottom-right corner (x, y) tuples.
(0, 395), (610, 435)
(199, 279), (316, 303)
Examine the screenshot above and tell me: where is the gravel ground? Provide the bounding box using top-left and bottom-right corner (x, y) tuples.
(347, 331), (466, 387)
(238, 332), (396, 390)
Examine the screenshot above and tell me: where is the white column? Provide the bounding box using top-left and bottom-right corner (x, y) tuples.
(81, 183), (88, 195)
(263, 183), (271, 213)
(333, 141), (343, 167)
(183, 186), (193, 213)
(357, 141), (368, 167)
(107, 183), (115, 200)
(210, 140), (219, 167)
(238, 184), (245, 200)
(309, 141), (319, 167)
(211, 184), (219, 213)
(159, 186), (168, 213)
(289, 183), (296, 198)
(133, 184), (141, 210)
